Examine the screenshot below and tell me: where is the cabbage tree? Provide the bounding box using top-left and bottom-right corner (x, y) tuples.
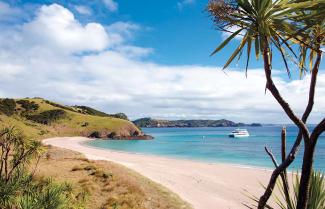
(207, 0), (324, 208)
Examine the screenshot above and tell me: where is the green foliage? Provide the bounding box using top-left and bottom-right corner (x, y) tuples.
(0, 127), (87, 209)
(273, 171), (325, 209)
(0, 126), (42, 182)
(19, 178), (87, 209)
(27, 109), (66, 125)
(44, 100), (77, 112)
(17, 100), (39, 113)
(245, 171), (325, 209)
(81, 122), (89, 127)
(109, 113), (129, 120)
(74, 106), (129, 120)
(0, 171), (32, 208)
(108, 132), (117, 139)
(0, 98), (16, 116)
(207, 0), (324, 75)
(74, 105), (109, 117)
(89, 131), (101, 138)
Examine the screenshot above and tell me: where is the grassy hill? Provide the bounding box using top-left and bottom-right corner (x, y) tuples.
(0, 98), (141, 140)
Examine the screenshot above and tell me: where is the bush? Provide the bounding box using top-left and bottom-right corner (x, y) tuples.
(44, 100), (76, 112)
(81, 122), (89, 127)
(73, 105), (108, 117)
(16, 100), (39, 112)
(27, 109), (66, 125)
(89, 131), (101, 138)
(83, 165), (97, 171)
(38, 130), (48, 136)
(108, 132), (117, 139)
(0, 98), (16, 116)
(71, 165), (83, 172)
(109, 113), (129, 120)
(132, 130), (140, 136)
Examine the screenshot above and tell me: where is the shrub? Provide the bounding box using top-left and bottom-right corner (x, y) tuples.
(101, 172), (113, 180)
(109, 113), (129, 120)
(132, 130), (140, 136)
(83, 165), (97, 171)
(16, 100), (39, 112)
(0, 127), (87, 209)
(38, 130), (48, 135)
(81, 122), (89, 127)
(71, 165), (83, 172)
(44, 100), (76, 112)
(27, 109), (66, 125)
(73, 105), (108, 117)
(89, 131), (101, 138)
(0, 98), (16, 116)
(108, 132), (117, 139)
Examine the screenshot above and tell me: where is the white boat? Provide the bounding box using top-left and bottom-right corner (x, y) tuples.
(228, 129), (249, 138)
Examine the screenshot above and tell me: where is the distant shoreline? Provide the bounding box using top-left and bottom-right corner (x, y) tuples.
(133, 118), (262, 128)
(43, 137), (277, 209)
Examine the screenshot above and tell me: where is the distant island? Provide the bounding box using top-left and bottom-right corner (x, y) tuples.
(133, 118), (262, 128)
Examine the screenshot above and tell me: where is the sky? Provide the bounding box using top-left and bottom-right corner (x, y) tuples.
(0, 0), (324, 123)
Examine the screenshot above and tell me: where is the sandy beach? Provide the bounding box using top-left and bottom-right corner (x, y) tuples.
(43, 137), (276, 209)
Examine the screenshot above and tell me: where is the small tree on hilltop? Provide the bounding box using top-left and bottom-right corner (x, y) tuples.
(207, 0), (324, 208)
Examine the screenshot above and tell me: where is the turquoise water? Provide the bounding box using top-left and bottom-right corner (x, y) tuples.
(87, 126), (325, 171)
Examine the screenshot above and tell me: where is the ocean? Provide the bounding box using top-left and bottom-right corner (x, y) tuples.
(86, 125), (325, 171)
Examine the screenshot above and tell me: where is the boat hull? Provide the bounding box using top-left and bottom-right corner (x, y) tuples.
(228, 134), (249, 138)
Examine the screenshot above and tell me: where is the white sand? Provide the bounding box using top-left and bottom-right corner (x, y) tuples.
(43, 137), (276, 209)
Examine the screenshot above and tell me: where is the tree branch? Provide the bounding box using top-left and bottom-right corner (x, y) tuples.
(258, 41), (317, 209)
(310, 118), (325, 145)
(265, 147), (278, 167)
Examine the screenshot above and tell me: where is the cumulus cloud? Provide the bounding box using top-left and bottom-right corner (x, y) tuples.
(102, 0), (118, 12)
(0, 3), (324, 124)
(20, 4), (109, 53)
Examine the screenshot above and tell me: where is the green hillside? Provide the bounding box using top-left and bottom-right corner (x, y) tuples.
(0, 98), (142, 140)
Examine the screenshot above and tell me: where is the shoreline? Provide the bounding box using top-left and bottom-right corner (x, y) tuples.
(43, 137), (277, 209)
(81, 139), (276, 173)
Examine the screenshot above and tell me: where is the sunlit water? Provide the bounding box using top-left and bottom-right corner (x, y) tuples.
(86, 125), (325, 171)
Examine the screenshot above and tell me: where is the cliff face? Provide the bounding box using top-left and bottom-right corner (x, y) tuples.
(133, 118), (262, 128)
(0, 98), (144, 140)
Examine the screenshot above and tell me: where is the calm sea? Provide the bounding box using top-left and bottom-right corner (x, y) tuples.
(86, 125), (325, 171)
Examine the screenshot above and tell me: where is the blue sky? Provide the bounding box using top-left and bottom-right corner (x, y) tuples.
(5, 0), (282, 68)
(0, 0), (324, 123)
(4, 0), (323, 71)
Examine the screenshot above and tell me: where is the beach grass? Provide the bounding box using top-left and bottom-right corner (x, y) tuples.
(35, 146), (192, 209)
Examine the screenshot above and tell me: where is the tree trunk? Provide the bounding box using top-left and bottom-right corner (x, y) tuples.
(296, 142), (316, 209)
(296, 50), (322, 209)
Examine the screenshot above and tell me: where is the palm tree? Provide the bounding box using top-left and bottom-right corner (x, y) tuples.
(207, 0), (324, 208)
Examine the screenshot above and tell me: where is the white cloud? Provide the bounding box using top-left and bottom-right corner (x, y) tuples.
(74, 5), (92, 15)
(105, 21), (141, 46)
(177, 0), (195, 11)
(115, 45), (154, 58)
(21, 4), (109, 53)
(102, 0), (118, 12)
(0, 3), (324, 124)
(0, 1), (21, 21)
